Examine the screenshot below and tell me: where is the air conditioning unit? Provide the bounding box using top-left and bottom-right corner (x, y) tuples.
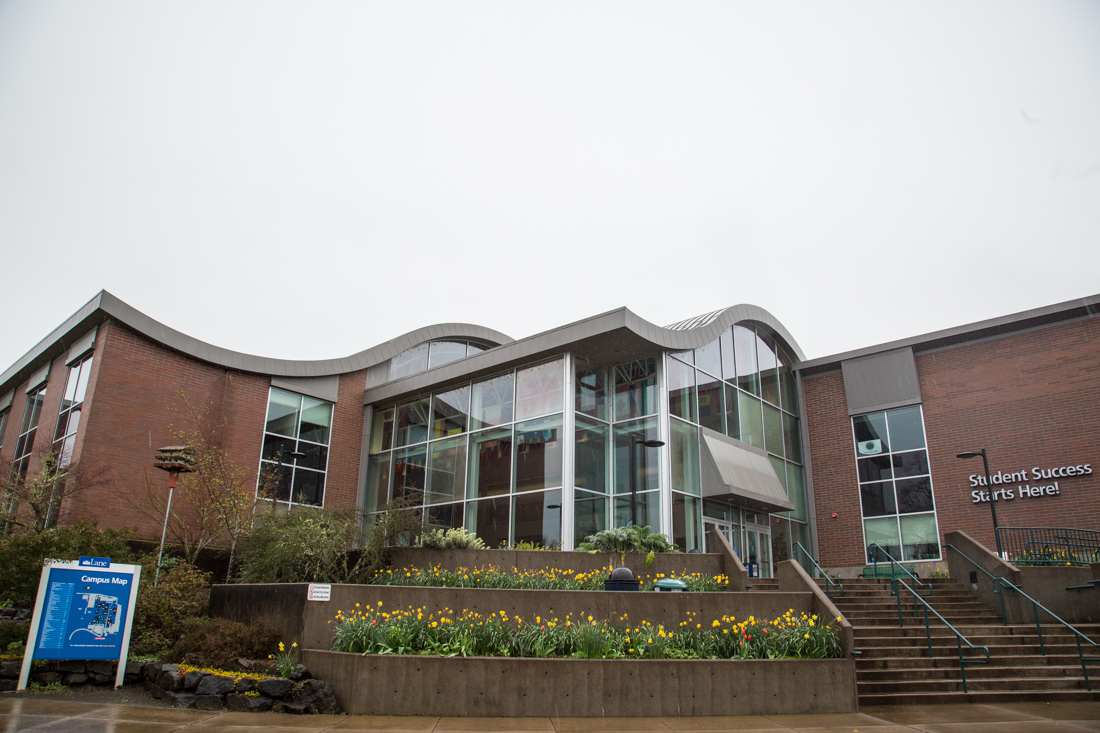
(857, 439), (883, 456)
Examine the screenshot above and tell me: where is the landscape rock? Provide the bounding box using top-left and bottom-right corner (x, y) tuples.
(57, 661), (86, 674)
(63, 673), (88, 685)
(288, 664), (311, 681)
(33, 672), (62, 685)
(142, 662), (161, 683)
(157, 665), (182, 691)
(87, 660), (115, 677)
(195, 674), (236, 697)
(183, 670), (209, 691)
(289, 679), (340, 714)
(193, 694), (225, 711)
(225, 693), (274, 713)
(0, 661), (21, 679)
(234, 677), (257, 693)
(237, 658), (252, 670)
(164, 691), (197, 708)
(256, 677), (294, 699)
(144, 681), (164, 699)
(90, 673), (112, 685)
(125, 661), (143, 677)
(278, 700), (310, 715)
(0, 679), (16, 692)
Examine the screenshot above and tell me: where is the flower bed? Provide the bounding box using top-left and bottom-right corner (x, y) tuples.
(331, 603), (840, 660)
(372, 564), (729, 592)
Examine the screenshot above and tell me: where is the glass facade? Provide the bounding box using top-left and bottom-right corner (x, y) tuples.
(389, 340), (489, 380)
(54, 356), (93, 470)
(259, 388), (334, 508)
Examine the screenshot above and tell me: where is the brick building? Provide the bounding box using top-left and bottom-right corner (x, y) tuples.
(0, 290), (1096, 576)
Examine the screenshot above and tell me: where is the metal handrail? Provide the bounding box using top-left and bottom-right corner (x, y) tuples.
(944, 543), (1008, 621)
(891, 577), (990, 693)
(792, 542), (843, 598)
(946, 543), (1100, 691)
(867, 543), (932, 596)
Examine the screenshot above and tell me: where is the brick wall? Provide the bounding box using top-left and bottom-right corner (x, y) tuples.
(804, 316), (1100, 568)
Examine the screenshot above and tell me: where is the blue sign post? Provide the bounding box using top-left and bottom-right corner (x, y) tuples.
(17, 560), (141, 690)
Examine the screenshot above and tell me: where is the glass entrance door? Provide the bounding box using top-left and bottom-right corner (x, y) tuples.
(744, 522), (772, 579)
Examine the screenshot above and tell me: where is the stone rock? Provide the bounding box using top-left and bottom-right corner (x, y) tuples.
(237, 658), (252, 670)
(157, 664), (182, 691)
(164, 691), (197, 708)
(288, 664), (311, 681)
(225, 693), (274, 713)
(144, 681), (164, 699)
(58, 661), (86, 674)
(0, 661), (21, 679)
(89, 673), (112, 685)
(34, 672), (62, 685)
(0, 679), (16, 692)
(193, 694), (225, 711)
(63, 673), (88, 685)
(195, 675), (236, 697)
(87, 660), (115, 677)
(125, 661), (143, 677)
(183, 670), (209, 691)
(142, 662), (162, 683)
(256, 677), (293, 699)
(289, 679), (340, 715)
(233, 677), (257, 693)
(280, 701), (310, 715)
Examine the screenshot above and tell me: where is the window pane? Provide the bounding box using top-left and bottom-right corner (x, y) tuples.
(62, 365), (80, 412)
(292, 468), (325, 506)
(860, 481), (896, 516)
(574, 490), (607, 547)
(613, 491), (660, 529)
(738, 392), (764, 449)
(390, 343), (429, 379)
(783, 413), (802, 463)
(865, 516), (901, 563)
(514, 415), (564, 492)
(669, 349), (693, 364)
(392, 447), (427, 503)
(426, 502), (464, 531)
(858, 455), (892, 482)
(896, 477), (934, 513)
(697, 371), (724, 433)
(466, 496), (510, 549)
(893, 450), (929, 478)
(724, 384), (740, 441)
(763, 403), (783, 457)
(574, 417), (609, 494)
(395, 398), (430, 447)
(901, 513), (940, 560)
(720, 329), (736, 381)
(262, 434), (295, 463)
(428, 341), (468, 370)
(787, 464), (807, 521)
(297, 442), (328, 470)
(265, 389), (300, 438)
(853, 412), (889, 455)
(470, 373), (515, 430)
(769, 455), (787, 490)
(427, 437), (466, 504)
(575, 363), (607, 422)
(887, 406), (925, 451)
(758, 333), (779, 406)
(734, 325), (759, 395)
(613, 357), (657, 421)
(778, 350), (797, 415)
(669, 419), (700, 495)
(299, 397), (332, 444)
(666, 357), (697, 423)
(365, 454), (391, 512)
(672, 493), (702, 552)
(369, 406), (394, 453)
(468, 427), (512, 498)
(466, 343), (484, 356)
(695, 339), (721, 377)
(270, 462), (293, 502)
(515, 359), (564, 421)
(513, 489), (562, 548)
(613, 417), (660, 494)
(431, 386), (471, 440)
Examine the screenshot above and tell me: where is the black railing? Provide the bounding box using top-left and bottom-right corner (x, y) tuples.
(792, 542), (843, 598)
(891, 577), (990, 693)
(868, 543), (932, 596)
(996, 526), (1100, 566)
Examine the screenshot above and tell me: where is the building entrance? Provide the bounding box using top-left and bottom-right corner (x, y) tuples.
(743, 515), (772, 579)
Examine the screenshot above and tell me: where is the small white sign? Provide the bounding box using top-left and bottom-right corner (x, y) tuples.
(307, 583), (331, 602)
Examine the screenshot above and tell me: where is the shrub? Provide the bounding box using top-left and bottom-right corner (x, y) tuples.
(172, 616), (282, 669)
(0, 521), (135, 609)
(236, 507), (368, 584)
(0, 621), (28, 651)
(420, 527), (486, 550)
(129, 557), (211, 657)
(576, 526), (678, 557)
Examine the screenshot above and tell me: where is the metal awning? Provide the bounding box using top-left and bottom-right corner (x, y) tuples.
(699, 427), (795, 513)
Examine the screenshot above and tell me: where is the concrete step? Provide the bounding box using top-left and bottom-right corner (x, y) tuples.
(859, 664), (1099, 681)
(857, 676), (1092, 694)
(858, 689), (1100, 706)
(856, 654), (1100, 670)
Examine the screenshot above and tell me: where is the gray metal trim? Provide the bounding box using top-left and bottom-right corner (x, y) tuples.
(0, 390), (12, 412)
(66, 327), (98, 365)
(798, 292), (1100, 375)
(270, 375), (341, 404)
(26, 363), (50, 393)
(841, 347), (922, 416)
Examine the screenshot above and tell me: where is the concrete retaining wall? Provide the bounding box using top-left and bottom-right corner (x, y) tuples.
(301, 649), (858, 716)
(211, 584), (812, 652)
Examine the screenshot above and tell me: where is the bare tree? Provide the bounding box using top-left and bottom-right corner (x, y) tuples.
(0, 444), (114, 534)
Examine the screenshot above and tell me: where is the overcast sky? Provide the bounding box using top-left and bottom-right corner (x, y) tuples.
(1, 1), (1097, 372)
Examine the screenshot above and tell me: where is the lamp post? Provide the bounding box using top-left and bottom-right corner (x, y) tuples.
(629, 433), (665, 527)
(153, 445), (196, 586)
(956, 448), (1001, 557)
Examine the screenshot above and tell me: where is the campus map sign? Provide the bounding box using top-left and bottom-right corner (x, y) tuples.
(17, 559), (141, 690)
(969, 461), (1093, 503)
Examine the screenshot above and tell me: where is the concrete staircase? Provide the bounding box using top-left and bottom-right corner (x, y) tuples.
(819, 577), (1100, 705)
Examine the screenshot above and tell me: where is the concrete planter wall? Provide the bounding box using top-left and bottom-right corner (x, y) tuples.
(301, 649), (858, 716)
(211, 583), (813, 652)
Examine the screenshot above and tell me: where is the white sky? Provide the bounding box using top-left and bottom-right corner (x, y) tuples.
(1, 1), (1097, 371)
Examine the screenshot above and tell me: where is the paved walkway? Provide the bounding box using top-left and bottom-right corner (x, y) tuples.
(1, 698), (1099, 732)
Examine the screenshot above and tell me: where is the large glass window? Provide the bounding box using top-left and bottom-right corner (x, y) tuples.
(669, 419), (700, 495)
(259, 388), (333, 507)
(466, 495), (510, 549)
(613, 357), (658, 421)
(395, 398), (430, 447)
(428, 341), (468, 370)
(696, 371), (724, 433)
(54, 356), (93, 469)
(672, 493), (702, 552)
(431, 387), (470, 439)
(515, 359), (564, 421)
(613, 417), (660, 495)
(514, 415), (564, 492)
(574, 490), (608, 546)
(757, 333), (780, 407)
(695, 338), (722, 377)
(390, 340), (488, 380)
(575, 363), (607, 421)
(427, 437), (466, 504)
(512, 489), (562, 548)
(854, 405), (939, 562)
(389, 343), (429, 380)
(613, 491), (660, 530)
(13, 384), (48, 480)
(470, 373), (515, 430)
(666, 356), (697, 423)
(733, 325), (759, 396)
(467, 428), (512, 498)
(574, 417), (608, 494)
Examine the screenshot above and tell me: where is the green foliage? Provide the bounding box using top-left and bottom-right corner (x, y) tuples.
(576, 526), (678, 555)
(172, 616), (281, 669)
(0, 521), (135, 609)
(130, 557), (211, 657)
(373, 564), (729, 592)
(0, 622), (27, 650)
(509, 540), (560, 551)
(419, 527), (486, 550)
(331, 605), (841, 660)
(270, 640), (297, 678)
(236, 507), (368, 584)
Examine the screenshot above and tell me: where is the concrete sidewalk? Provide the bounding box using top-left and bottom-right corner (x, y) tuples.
(1, 698), (1098, 732)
